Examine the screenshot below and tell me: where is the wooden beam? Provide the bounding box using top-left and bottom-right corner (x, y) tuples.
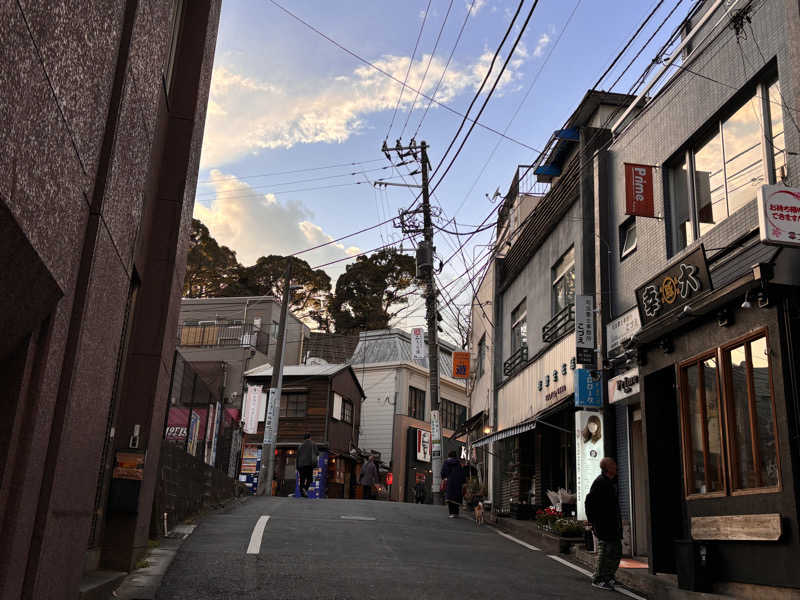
(691, 514), (782, 541)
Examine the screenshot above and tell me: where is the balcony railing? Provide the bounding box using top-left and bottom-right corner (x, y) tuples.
(177, 322), (262, 348)
(503, 344), (528, 377)
(542, 303), (575, 344)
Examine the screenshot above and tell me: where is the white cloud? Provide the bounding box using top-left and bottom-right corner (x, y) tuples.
(533, 32), (552, 57)
(193, 170), (361, 280)
(199, 48), (530, 169)
(467, 0), (488, 14)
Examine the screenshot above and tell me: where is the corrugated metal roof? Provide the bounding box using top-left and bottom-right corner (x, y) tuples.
(244, 363), (346, 377)
(349, 329), (455, 375)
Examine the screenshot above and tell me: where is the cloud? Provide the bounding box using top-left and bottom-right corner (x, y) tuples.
(199, 48), (530, 169)
(193, 170), (362, 280)
(467, 0), (488, 14)
(533, 32), (552, 57)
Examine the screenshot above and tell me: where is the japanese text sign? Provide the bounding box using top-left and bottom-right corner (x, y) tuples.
(411, 327), (426, 360)
(635, 245), (711, 326)
(625, 163), (655, 218)
(758, 185), (800, 247)
(574, 368), (602, 409)
(575, 295), (595, 365)
(451, 352), (470, 379)
(416, 429), (431, 462)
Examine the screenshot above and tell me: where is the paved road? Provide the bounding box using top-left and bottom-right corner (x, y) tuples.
(156, 497), (631, 599)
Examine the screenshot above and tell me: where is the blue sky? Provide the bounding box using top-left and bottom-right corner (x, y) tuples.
(194, 0), (689, 337)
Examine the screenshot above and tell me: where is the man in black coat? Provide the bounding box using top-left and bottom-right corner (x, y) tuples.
(297, 432), (318, 498)
(585, 457), (622, 590)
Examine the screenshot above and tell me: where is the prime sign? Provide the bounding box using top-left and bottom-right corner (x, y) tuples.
(625, 163), (655, 218)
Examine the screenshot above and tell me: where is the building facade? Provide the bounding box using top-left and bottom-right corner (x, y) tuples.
(0, 1), (220, 597)
(601, 0), (800, 592)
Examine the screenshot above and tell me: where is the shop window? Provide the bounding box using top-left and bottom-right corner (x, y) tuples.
(477, 334), (486, 380)
(409, 386), (425, 420)
(619, 217), (637, 260)
(724, 335), (779, 491)
(280, 392), (306, 418)
(668, 78), (785, 252)
(342, 399), (353, 424)
(552, 247), (575, 315)
(510, 300), (527, 352)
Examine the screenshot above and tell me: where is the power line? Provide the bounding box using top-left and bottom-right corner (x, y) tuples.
(266, 0), (542, 153)
(310, 235), (417, 270)
(385, 0), (432, 141)
(197, 159), (385, 184)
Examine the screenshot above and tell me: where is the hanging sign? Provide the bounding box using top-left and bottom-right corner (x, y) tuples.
(411, 327), (426, 360)
(416, 429), (431, 462)
(608, 368), (640, 404)
(574, 368), (602, 408)
(575, 295), (595, 365)
(635, 245), (711, 326)
(244, 384), (261, 433)
(758, 185), (800, 247)
(451, 352), (470, 379)
(575, 411), (604, 520)
(430, 410), (442, 460)
(625, 163), (655, 218)
(606, 308), (641, 356)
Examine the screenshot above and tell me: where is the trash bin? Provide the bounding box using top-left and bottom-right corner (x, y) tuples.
(674, 539), (712, 592)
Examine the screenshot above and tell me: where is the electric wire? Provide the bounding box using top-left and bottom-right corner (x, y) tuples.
(197, 159), (385, 184)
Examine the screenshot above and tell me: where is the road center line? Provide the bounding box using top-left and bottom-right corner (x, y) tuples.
(340, 515), (376, 521)
(547, 554), (646, 600)
(494, 529), (541, 551)
(246, 515), (270, 554)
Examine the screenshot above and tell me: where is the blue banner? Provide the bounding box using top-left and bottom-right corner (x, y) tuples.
(575, 368), (602, 408)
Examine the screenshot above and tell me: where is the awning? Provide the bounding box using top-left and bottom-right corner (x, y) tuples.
(449, 410), (486, 440)
(471, 419), (537, 448)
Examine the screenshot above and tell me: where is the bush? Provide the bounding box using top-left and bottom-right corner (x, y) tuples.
(551, 518), (585, 537)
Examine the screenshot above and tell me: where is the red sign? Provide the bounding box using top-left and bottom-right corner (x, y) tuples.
(386, 473), (393, 485)
(625, 163), (654, 218)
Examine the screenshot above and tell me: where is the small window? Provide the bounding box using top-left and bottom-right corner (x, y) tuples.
(280, 392), (306, 418)
(552, 247), (575, 315)
(510, 300), (527, 352)
(441, 399), (466, 430)
(477, 335), (486, 380)
(619, 217), (637, 260)
(333, 393), (342, 421)
(409, 386), (425, 420)
(342, 399), (353, 424)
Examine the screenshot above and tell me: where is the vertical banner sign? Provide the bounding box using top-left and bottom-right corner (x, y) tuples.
(575, 295), (595, 365)
(187, 411), (200, 456)
(430, 410), (442, 460)
(204, 403), (215, 465)
(451, 351), (470, 379)
(574, 368), (602, 408)
(411, 327), (426, 360)
(416, 429), (431, 462)
(244, 384), (260, 434)
(210, 401), (222, 466)
(264, 388), (279, 444)
(624, 163), (655, 218)
(575, 410), (604, 520)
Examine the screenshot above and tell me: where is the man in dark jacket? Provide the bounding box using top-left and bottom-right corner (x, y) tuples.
(441, 450), (466, 518)
(297, 433), (317, 498)
(585, 457), (622, 590)
(360, 455), (379, 500)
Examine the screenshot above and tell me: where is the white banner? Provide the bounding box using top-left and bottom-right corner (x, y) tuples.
(430, 409), (442, 460)
(575, 295), (595, 365)
(264, 388), (279, 444)
(244, 384), (261, 434)
(411, 327), (426, 360)
(416, 429), (431, 462)
(575, 410), (604, 520)
(606, 308), (641, 354)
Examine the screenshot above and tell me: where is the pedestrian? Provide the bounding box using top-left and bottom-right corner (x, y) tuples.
(297, 432), (317, 498)
(414, 479), (426, 504)
(585, 457), (622, 591)
(359, 455), (379, 500)
(440, 450), (466, 518)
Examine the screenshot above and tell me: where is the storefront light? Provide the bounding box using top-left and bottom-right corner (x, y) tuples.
(483, 426), (493, 435)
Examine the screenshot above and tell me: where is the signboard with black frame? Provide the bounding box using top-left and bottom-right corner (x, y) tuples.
(635, 245), (712, 327)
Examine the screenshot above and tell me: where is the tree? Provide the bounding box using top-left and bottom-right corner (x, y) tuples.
(183, 219), (240, 297)
(329, 248), (416, 334)
(222, 255), (332, 332)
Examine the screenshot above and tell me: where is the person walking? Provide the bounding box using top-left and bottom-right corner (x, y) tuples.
(359, 455), (379, 500)
(440, 450), (466, 518)
(296, 432), (318, 498)
(414, 479), (426, 504)
(585, 457), (623, 591)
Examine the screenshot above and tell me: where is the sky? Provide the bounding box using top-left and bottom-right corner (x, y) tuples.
(194, 0), (691, 342)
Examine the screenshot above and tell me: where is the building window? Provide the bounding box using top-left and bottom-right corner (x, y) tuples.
(552, 247), (575, 315)
(619, 217), (637, 260)
(477, 334), (486, 380)
(342, 399), (353, 425)
(441, 399), (466, 431)
(668, 78), (785, 252)
(510, 300), (527, 352)
(678, 332), (780, 498)
(409, 386), (425, 420)
(280, 392), (307, 418)
(723, 335), (779, 491)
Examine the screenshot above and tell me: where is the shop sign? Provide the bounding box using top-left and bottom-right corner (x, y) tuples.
(243, 384), (262, 434)
(165, 425), (186, 442)
(635, 245), (711, 326)
(187, 411), (201, 456)
(416, 429), (431, 462)
(758, 185), (800, 247)
(210, 401), (222, 465)
(451, 351), (470, 379)
(430, 410), (442, 460)
(264, 388), (279, 444)
(575, 295), (595, 365)
(606, 308), (641, 354)
(574, 368), (602, 408)
(112, 451), (145, 480)
(608, 368), (640, 404)
(625, 163), (655, 218)
(411, 327), (426, 359)
(575, 411), (604, 520)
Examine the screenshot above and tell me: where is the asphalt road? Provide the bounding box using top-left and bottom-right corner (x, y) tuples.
(156, 497), (631, 599)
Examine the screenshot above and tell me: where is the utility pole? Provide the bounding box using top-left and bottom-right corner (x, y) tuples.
(382, 138), (444, 504)
(256, 261), (293, 496)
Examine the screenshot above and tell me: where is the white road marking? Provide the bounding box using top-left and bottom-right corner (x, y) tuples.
(340, 515), (376, 521)
(246, 516), (270, 554)
(494, 529), (541, 551)
(547, 554), (647, 600)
